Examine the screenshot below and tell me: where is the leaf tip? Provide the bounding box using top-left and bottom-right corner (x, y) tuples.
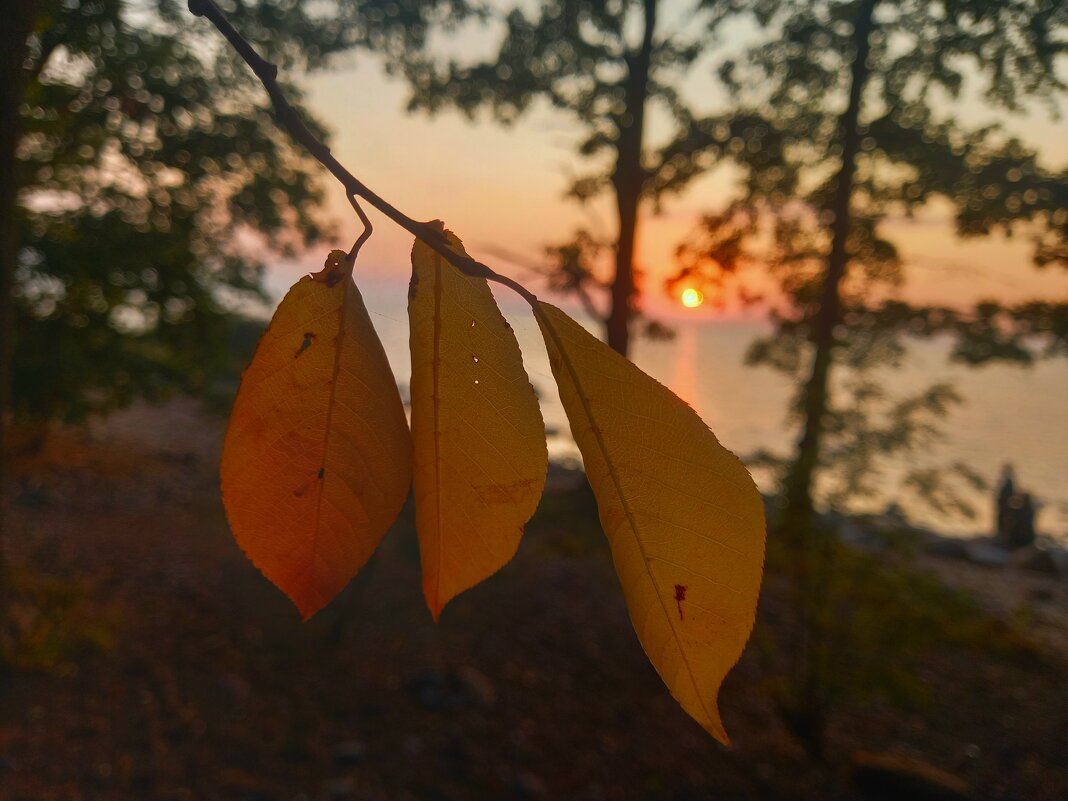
(704, 726), (730, 751)
(686, 683), (731, 744)
(423, 580), (445, 623)
(686, 692), (730, 744)
(291, 588), (330, 623)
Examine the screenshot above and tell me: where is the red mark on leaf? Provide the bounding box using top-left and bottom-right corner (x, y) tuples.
(674, 584), (687, 621)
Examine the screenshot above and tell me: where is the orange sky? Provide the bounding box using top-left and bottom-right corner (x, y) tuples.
(276, 51), (1068, 319)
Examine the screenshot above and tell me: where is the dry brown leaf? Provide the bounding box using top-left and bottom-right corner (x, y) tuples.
(535, 301), (766, 742)
(409, 231), (547, 619)
(221, 250), (412, 619)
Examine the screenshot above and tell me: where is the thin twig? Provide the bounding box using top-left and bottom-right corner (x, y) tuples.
(482, 243), (605, 321)
(186, 0), (537, 306)
(345, 194), (373, 265)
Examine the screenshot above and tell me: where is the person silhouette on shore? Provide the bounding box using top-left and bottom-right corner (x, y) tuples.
(995, 464), (1015, 544)
(995, 464), (1037, 549)
(1013, 492), (1037, 549)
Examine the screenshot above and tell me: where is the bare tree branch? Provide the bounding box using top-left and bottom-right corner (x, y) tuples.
(186, 0), (537, 306)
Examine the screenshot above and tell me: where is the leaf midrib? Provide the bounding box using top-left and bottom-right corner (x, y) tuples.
(430, 254), (445, 613)
(307, 280), (350, 612)
(537, 306), (717, 730)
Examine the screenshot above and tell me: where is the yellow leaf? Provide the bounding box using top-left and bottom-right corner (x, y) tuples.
(221, 250), (412, 620)
(533, 302), (766, 743)
(409, 232), (547, 620)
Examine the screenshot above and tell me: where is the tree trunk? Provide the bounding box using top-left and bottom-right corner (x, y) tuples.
(775, 0), (877, 758)
(605, 0), (657, 356)
(1, 0), (38, 658)
(780, 0), (876, 531)
(607, 183), (641, 355)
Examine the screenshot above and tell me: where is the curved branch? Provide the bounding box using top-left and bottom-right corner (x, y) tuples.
(345, 194), (373, 265)
(186, 0), (537, 306)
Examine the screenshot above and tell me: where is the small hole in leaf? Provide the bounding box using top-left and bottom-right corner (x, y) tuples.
(470, 320), (476, 327)
(294, 332), (316, 358)
(474, 379), (480, 385)
(472, 355), (479, 363)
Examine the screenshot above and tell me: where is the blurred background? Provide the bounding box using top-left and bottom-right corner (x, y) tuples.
(0, 0), (1066, 799)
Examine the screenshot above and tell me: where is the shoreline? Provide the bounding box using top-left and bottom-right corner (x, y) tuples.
(14, 396), (1068, 662)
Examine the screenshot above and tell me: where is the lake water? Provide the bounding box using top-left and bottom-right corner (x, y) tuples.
(268, 272), (1068, 543)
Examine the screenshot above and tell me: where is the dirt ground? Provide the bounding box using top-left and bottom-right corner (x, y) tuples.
(1, 399), (1065, 801)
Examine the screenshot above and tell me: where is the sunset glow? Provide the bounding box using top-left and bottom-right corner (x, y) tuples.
(680, 287), (705, 308)
(300, 63), (1068, 316)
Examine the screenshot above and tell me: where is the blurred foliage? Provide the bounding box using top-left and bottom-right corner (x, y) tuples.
(747, 380), (988, 519)
(668, 0), (1067, 517)
(399, 0), (737, 353)
(761, 529), (1041, 736)
(401, 0), (715, 202)
(3, 565), (117, 673)
(661, 0), (1067, 756)
(11, 0), (467, 423)
(201, 315), (265, 411)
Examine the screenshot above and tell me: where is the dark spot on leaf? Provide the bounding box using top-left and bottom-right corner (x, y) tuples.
(295, 332), (316, 358)
(674, 584), (687, 621)
(314, 250), (349, 287)
(318, 467), (325, 479)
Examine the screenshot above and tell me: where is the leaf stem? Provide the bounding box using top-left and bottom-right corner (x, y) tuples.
(345, 195), (373, 268)
(186, 0), (538, 307)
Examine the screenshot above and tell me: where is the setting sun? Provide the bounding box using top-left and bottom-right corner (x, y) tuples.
(680, 287), (705, 308)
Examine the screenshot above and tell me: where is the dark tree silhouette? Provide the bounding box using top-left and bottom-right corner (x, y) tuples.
(2, 0), (468, 425)
(667, 0), (1067, 753)
(0, 0), (469, 655)
(399, 0), (736, 355)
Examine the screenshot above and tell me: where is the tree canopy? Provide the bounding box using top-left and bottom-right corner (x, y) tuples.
(663, 0), (1067, 753)
(669, 0), (1067, 514)
(401, 0), (738, 354)
(6, 0), (466, 423)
